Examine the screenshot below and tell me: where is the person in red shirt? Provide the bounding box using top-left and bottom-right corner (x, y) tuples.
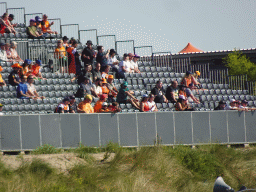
(94, 94), (108, 113)
(140, 94), (150, 112)
(108, 102), (121, 113)
(31, 60), (45, 79)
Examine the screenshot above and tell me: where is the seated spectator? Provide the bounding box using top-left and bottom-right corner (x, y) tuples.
(148, 94), (158, 112)
(77, 94), (94, 113)
(106, 75), (118, 102)
(69, 95), (77, 113)
(116, 81), (140, 109)
(130, 54), (141, 73)
(19, 59), (32, 77)
(178, 84), (187, 98)
(166, 80), (179, 103)
(175, 95), (194, 111)
(72, 64), (93, 84)
(10, 41), (23, 62)
(101, 78), (110, 95)
(8, 14), (17, 28)
(62, 36), (69, 48)
(27, 19), (43, 39)
(108, 102), (121, 113)
(181, 71), (200, 87)
(0, 103), (3, 116)
(96, 46), (109, 69)
(224, 99), (238, 110)
(118, 53), (130, 79)
(151, 80), (168, 103)
(75, 77), (93, 98)
(82, 40), (95, 66)
(99, 102), (110, 113)
(8, 63), (22, 86)
(26, 75), (45, 100)
(140, 94), (150, 112)
(94, 94), (108, 113)
(101, 65), (110, 79)
(55, 40), (67, 73)
(0, 43), (7, 61)
(193, 71), (200, 84)
(55, 97), (70, 113)
(107, 49), (119, 74)
(0, 13), (16, 34)
(41, 14), (57, 34)
(185, 83), (200, 104)
(17, 75), (33, 99)
(92, 63), (102, 82)
(35, 16), (48, 39)
(5, 43), (11, 60)
(91, 78), (103, 98)
(32, 60), (45, 79)
(214, 101), (226, 110)
(0, 66), (6, 86)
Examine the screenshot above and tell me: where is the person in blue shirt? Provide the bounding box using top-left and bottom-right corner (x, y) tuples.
(17, 75), (33, 99)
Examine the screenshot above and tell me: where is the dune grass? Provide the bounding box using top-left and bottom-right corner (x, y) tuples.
(0, 143), (256, 191)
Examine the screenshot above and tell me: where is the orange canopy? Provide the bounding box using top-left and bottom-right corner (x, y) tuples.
(179, 43), (203, 53)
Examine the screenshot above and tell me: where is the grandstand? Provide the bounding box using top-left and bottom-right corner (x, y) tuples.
(0, 2), (256, 115)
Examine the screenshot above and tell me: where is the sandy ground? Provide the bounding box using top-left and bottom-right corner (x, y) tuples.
(0, 152), (115, 174)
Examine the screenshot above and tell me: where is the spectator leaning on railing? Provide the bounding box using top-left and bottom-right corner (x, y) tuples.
(69, 95), (77, 113)
(99, 102), (110, 113)
(0, 66), (6, 86)
(8, 63), (22, 86)
(214, 101), (226, 110)
(77, 94), (94, 113)
(8, 14), (17, 28)
(94, 94), (108, 113)
(55, 97), (70, 113)
(148, 94), (158, 112)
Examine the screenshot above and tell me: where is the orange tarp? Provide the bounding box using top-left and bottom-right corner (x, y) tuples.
(179, 43), (203, 53)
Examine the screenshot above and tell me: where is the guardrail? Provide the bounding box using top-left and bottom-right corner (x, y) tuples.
(16, 40), (29, 60)
(7, 7), (25, 24)
(61, 24), (79, 40)
(0, 111), (255, 151)
(48, 18), (61, 34)
(0, 2), (7, 16)
(115, 40), (134, 58)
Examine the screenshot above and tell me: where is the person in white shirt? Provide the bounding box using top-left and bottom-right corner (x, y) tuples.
(118, 53), (130, 79)
(0, 103), (4, 116)
(130, 54), (141, 73)
(107, 49), (119, 75)
(91, 78), (103, 98)
(224, 99), (238, 110)
(147, 94), (158, 112)
(26, 75), (45, 100)
(0, 43), (8, 61)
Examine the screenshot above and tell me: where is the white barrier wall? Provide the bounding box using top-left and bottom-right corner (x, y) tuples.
(0, 111), (256, 151)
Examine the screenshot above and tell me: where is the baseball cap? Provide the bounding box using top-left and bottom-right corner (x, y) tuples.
(63, 36), (69, 41)
(102, 102), (108, 106)
(134, 54), (140, 58)
(85, 94), (92, 101)
(35, 16), (41, 22)
(11, 63), (22, 68)
(36, 60), (42, 66)
(179, 95), (186, 100)
(189, 83), (194, 87)
(0, 103), (3, 107)
(24, 59), (31, 65)
(122, 81), (128, 87)
(195, 71), (200, 77)
(86, 40), (93, 45)
(108, 75), (114, 79)
(142, 94), (148, 98)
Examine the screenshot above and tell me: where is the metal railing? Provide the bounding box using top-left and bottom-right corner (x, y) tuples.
(153, 52), (172, 67)
(7, 7), (25, 24)
(115, 40), (134, 57)
(209, 68), (229, 84)
(48, 50), (69, 73)
(134, 46), (153, 57)
(97, 35), (116, 51)
(24, 13), (42, 26)
(16, 40), (29, 60)
(0, 2), (7, 16)
(61, 24), (79, 40)
(247, 81), (256, 96)
(138, 56), (152, 63)
(228, 74), (247, 91)
(48, 18), (61, 34)
(79, 29), (97, 45)
(28, 45), (50, 64)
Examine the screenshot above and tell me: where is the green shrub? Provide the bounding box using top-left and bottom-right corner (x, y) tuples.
(32, 144), (62, 154)
(29, 158), (54, 176)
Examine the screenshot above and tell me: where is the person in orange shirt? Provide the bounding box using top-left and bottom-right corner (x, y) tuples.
(99, 102), (110, 113)
(41, 14), (57, 34)
(55, 40), (67, 73)
(31, 60), (45, 79)
(77, 94), (94, 113)
(94, 94), (108, 113)
(0, 66), (6, 86)
(19, 59), (32, 77)
(101, 78), (110, 95)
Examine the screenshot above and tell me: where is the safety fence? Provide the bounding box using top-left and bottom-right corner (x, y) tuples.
(0, 111), (256, 151)
(48, 50), (69, 73)
(16, 40), (29, 60)
(6, 7), (25, 24)
(0, 2), (6, 16)
(48, 18), (61, 34)
(28, 45), (49, 64)
(24, 13), (42, 26)
(61, 24), (79, 41)
(134, 46), (153, 57)
(153, 52), (172, 67)
(97, 35), (116, 51)
(115, 40), (134, 58)
(247, 81), (256, 96)
(79, 29), (97, 45)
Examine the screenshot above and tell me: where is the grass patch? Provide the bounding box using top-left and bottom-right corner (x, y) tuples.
(32, 144), (62, 155)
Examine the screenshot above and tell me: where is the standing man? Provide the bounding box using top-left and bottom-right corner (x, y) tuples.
(82, 40), (95, 66)
(151, 80), (168, 103)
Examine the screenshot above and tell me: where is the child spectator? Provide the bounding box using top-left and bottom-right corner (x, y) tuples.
(166, 80), (179, 103)
(148, 94), (158, 112)
(0, 66), (6, 86)
(0, 43), (7, 61)
(77, 94), (94, 113)
(140, 94), (150, 112)
(118, 53), (130, 79)
(26, 75), (45, 100)
(92, 63), (102, 82)
(32, 60), (45, 79)
(130, 54), (141, 73)
(10, 41), (23, 62)
(214, 101), (226, 110)
(82, 40), (95, 66)
(108, 102), (121, 113)
(0, 13), (16, 34)
(69, 95), (77, 113)
(94, 94), (108, 113)
(175, 95), (193, 111)
(151, 80), (168, 103)
(17, 75), (32, 99)
(0, 103), (3, 116)
(41, 14), (57, 34)
(8, 63), (22, 86)
(91, 78), (103, 98)
(116, 81), (140, 109)
(96, 46), (109, 68)
(99, 102), (110, 113)
(19, 59), (32, 77)
(75, 77), (93, 98)
(56, 97), (70, 113)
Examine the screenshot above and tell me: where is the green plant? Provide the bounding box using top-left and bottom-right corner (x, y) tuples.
(29, 158), (54, 177)
(32, 144), (62, 155)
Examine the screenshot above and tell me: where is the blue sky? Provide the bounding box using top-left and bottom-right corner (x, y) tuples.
(3, 0), (256, 53)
